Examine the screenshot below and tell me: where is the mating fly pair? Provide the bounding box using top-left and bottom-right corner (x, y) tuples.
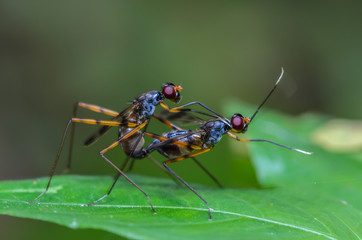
(29, 69), (312, 220)
(28, 82), (223, 212)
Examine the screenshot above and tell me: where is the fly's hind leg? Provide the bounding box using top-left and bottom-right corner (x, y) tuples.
(98, 138), (156, 213)
(66, 102), (120, 173)
(162, 148), (213, 220)
(28, 118), (122, 204)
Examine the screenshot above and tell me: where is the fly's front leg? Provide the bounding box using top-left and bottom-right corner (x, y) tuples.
(152, 114), (182, 130)
(160, 101), (222, 119)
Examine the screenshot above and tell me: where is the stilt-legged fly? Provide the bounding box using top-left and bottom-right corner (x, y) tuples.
(144, 69), (312, 219)
(28, 83), (186, 212)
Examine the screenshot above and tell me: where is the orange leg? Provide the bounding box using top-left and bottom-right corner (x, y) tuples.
(152, 114), (182, 130)
(28, 119), (144, 204)
(77, 102), (119, 117)
(71, 118), (122, 126)
(145, 131), (224, 188)
(143, 132), (193, 148)
(164, 148), (212, 164)
(67, 102), (122, 172)
(88, 121), (150, 206)
(160, 101), (222, 119)
(89, 117), (188, 206)
(29, 100), (125, 203)
(67, 117), (135, 171)
(83, 104), (137, 147)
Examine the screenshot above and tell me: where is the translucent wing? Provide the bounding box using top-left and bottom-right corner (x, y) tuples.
(159, 110), (206, 126)
(84, 103), (137, 146)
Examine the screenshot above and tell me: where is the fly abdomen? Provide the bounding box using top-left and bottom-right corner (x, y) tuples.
(148, 130), (201, 158)
(120, 128), (145, 158)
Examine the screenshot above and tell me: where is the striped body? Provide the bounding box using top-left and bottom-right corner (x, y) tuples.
(148, 119), (231, 158)
(149, 130), (201, 157)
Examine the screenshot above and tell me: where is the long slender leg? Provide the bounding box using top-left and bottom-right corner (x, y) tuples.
(145, 133), (221, 187)
(84, 104), (136, 146)
(152, 114), (182, 130)
(90, 153), (137, 206)
(66, 102), (120, 172)
(88, 153), (134, 206)
(76, 102), (119, 117)
(124, 154), (181, 186)
(162, 148), (213, 220)
(99, 140), (156, 213)
(145, 155), (181, 185)
(144, 132), (199, 149)
(160, 101), (222, 119)
(87, 173), (121, 206)
(28, 120), (73, 203)
(122, 150), (181, 186)
(122, 114), (184, 174)
(28, 118), (134, 204)
(226, 132), (313, 155)
(124, 158), (136, 173)
(89, 122), (150, 205)
(191, 157), (223, 188)
(85, 112), (182, 191)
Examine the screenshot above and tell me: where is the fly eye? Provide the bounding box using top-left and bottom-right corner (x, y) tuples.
(163, 85), (176, 99)
(231, 116), (243, 130)
(231, 113), (248, 132)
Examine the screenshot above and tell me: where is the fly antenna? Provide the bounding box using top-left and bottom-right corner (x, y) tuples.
(249, 67), (284, 123)
(250, 139), (313, 155)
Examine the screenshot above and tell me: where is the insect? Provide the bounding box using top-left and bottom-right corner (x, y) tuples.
(28, 82), (224, 212)
(28, 83), (184, 210)
(144, 68), (312, 220)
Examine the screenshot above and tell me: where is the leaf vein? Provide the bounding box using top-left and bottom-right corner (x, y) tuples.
(0, 199), (338, 240)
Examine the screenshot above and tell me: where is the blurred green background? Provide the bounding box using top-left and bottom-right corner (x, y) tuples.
(1, 1), (361, 239)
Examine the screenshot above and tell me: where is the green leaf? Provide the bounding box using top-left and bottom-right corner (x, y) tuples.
(0, 173), (360, 240)
(1, 99), (361, 239)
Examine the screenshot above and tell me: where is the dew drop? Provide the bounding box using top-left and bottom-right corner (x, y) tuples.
(69, 219), (78, 228)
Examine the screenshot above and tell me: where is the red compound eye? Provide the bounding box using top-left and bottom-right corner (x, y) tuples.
(163, 86), (176, 99)
(231, 115), (243, 130)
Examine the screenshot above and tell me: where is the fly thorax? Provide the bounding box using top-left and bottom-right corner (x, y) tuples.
(204, 130), (223, 145)
(140, 103), (155, 118)
(138, 91), (163, 118)
(201, 120), (228, 146)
